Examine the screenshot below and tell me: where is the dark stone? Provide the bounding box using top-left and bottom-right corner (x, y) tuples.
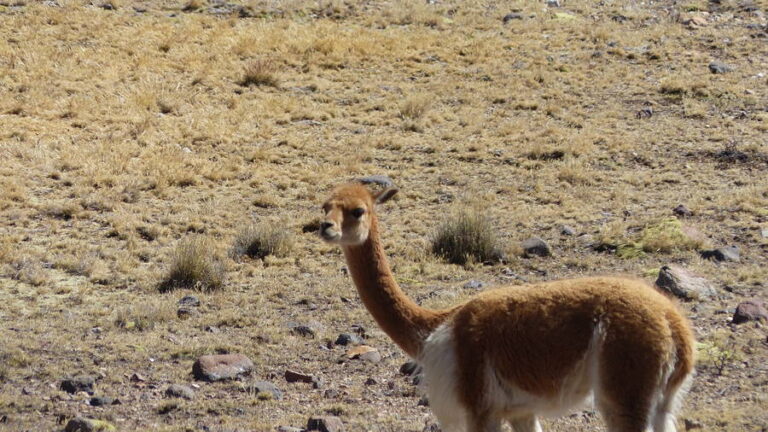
(399, 361), (421, 376)
(334, 333), (362, 346)
(418, 396), (430, 406)
(462, 280), (486, 290)
(560, 225), (576, 236)
(709, 62), (733, 74)
(61, 376), (95, 395)
(673, 204), (693, 217)
(177, 306), (199, 319)
(700, 246), (740, 262)
(502, 13), (524, 23)
(364, 377), (377, 385)
(246, 381), (282, 400)
(64, 417), (115, 432)
(88, 396), (113, 406)
(285, 370), (315, 384)
(307, 416), (344, 432)
(521, 237), (552, 257)
(655, 265), (717, 300)
(165, 384), (195, 400)
(192, 354), (254, 381)
(288, 322), (321, 338)
(733, 300), (768, 324)
(178, 295), (200, 307)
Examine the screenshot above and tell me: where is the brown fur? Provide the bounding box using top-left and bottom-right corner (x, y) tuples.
(321, 183), (695, 431)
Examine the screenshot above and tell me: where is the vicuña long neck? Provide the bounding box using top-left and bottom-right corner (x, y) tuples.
(342, 216), (447, 358)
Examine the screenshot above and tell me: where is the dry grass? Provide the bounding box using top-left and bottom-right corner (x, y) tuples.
(239, 59), (280, 88)
(159, 237), (225, 292)
(0, 0), (766, 430)
(232, 224), (294, 259)
(431, 207), (504, 265)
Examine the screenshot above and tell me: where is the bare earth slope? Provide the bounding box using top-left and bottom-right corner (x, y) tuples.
(0, 0), (766, 431)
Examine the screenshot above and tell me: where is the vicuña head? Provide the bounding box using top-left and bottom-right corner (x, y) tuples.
(320, 181), (397, 246)
(320, 177), (695, 432)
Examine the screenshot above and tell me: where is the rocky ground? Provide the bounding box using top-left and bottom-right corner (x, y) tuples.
(0, 0), (767, 431)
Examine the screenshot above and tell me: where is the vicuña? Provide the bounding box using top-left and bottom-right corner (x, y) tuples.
(319, 179), (694, 432)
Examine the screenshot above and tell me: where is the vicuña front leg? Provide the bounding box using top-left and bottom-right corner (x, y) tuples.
(509, 416), (542, 432)
(467, 413), (502, 432)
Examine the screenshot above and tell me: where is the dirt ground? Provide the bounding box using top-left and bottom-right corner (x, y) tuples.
(0, 0), (767, 431)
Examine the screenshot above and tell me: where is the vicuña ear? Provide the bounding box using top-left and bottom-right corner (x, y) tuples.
(375, 187), (398, 204)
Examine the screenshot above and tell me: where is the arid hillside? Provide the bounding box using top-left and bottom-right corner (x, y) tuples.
(0, 0), (766, 431)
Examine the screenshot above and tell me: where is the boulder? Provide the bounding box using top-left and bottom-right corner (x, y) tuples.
(733, 300), (768, 324)
(700, 246), (740, 262)
(655, 266), (717, 300)
(307, 416), (344, 432)
(165, 384), (195, 400)
(61, 376), (95, 395)
(521, 237), (552, 257)
(192, 354), (253, 381)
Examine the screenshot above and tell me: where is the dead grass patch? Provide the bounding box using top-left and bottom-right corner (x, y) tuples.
(159, 237), (225, 292)
(239, 59), (279, 88)
(431, 207), (504, 265)
(232, 224), (294, 260)
(114, 300), (175, 331)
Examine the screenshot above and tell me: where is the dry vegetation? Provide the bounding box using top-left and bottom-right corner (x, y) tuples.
(0, 0), (767, 431)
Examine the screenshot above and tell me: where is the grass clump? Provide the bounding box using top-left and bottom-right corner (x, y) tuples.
(232, 224), (294, 259)
(431, 208), (503, 265)
(604, 218), (706, 259)
(399, 94), (431, 121)
(239, 59), (279, 87)
(114, 301), (175, 331)
(159, 237), (225, 292)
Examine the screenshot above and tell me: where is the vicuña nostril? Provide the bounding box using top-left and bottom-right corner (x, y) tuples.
(320, 222), (334, 232)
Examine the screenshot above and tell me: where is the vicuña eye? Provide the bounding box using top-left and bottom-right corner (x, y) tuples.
(351, 208), (365, 218)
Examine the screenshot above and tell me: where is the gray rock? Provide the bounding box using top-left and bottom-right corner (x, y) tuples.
(673, 204), (693, 217)
(732, 300), (768, 324)
(521, 237), (552, 257)
(546, 0), (561, 7)
(357, 175), (394, 188)
(709, 62), (734, 74)
(88, 396), (114, 406)
(502, 13), (524, 23)
(307, 416), (344, 432)
(360, 350), (381, 363)
(285, 369), (316, 384)
(245, 380), (282, 400)
(288, 321), (322, 338)
(177, 306), (199, 319)
(347, 345), (382, 363)
(462, 280), (486, 290)
(278, 427), (305, 432)
(655, 266), (717, 300)
(61, 376), (95, 395)
(560, 225), (576, 236)
(700, 246), (740, 262)
(334, 333), (362, 346)
(761, 228), (768, 238)
(64, 417), (116, 432)
(178, 295), (200, 307)
(165, 384), (195, 400)
(192, 354), (254, 381)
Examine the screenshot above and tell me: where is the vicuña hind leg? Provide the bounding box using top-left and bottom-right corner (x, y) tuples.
(509, 415), (542, 432)
(467, 413), (502, 432)
(597, 340), (662, 431)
